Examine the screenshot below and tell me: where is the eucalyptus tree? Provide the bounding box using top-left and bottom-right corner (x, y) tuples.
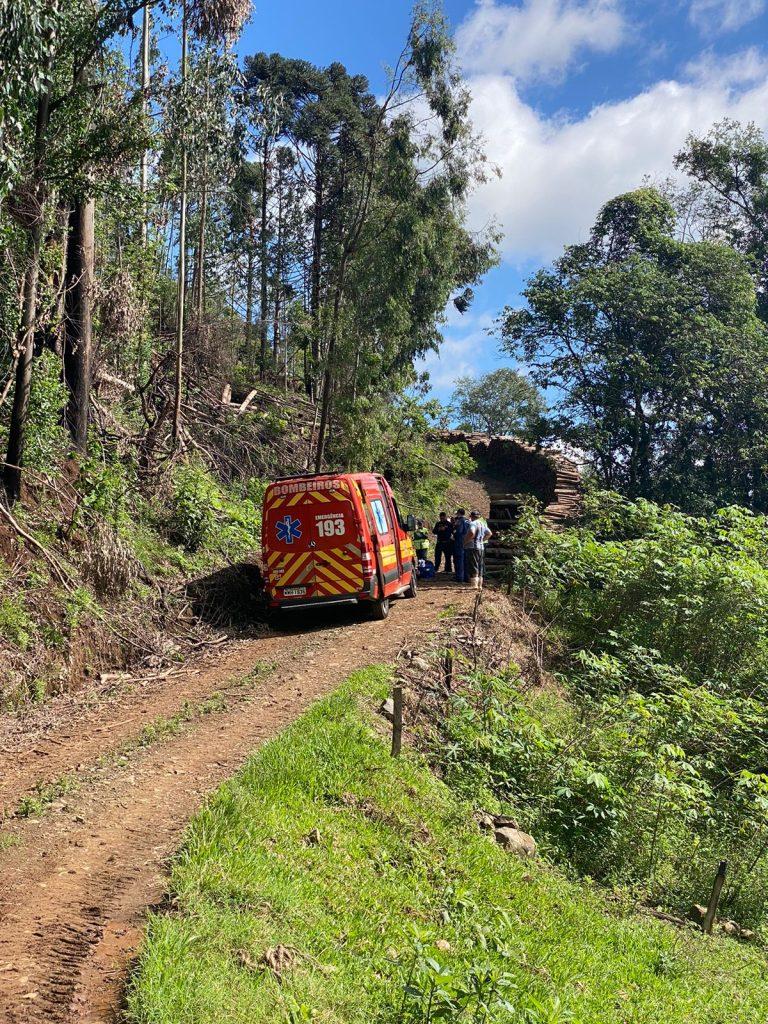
(170, 0), (250, 441)
(1, 0), (161, 496)
(242, 4), (497, 471)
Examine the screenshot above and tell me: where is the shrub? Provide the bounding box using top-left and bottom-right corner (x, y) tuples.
(25, 350), (69, 472)
(167, 463), (220, 551)
(165, 462), (264, 558)
(443, 491), (768, 928)
(78, 452), (138, 530)
(0, 595), (33, 650)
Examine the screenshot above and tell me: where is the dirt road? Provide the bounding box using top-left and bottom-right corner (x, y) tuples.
(0, 581), (469, 1023)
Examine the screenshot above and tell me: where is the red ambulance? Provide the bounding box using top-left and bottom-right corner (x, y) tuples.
(262, 472), (417, 619)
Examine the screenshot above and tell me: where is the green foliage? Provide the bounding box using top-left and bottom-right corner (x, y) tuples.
(674, 119), (768, 320)
(167, 463), (220, 551)
(452, 369), (546, 440)
(15, 773), (77, 819)
(393, 931), (516, 1023)
(77, 450), (138, 530)
(24, 350), (69, 472)
(0, 595), (33, 650)
(64, 586), (94, 630)
(166, 461), (263, 559)
(455, 491), (768, 927)
(126, 669), (768, 1023)
(500, 186), (768, 512)
(332, 384), (474, 520)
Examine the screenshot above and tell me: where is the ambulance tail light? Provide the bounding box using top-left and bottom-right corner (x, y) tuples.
(361, 551), (374, 580)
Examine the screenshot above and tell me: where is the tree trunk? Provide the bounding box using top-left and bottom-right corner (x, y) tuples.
(63, 196), (95, 452)
(4, 88), (50, 502)
(172, 0), (188, 444)
(245, 239), (255, 370)
(273, 284), (280, 365)
(4, 227), (43, 501)
(309, 158), (323, 399)
(194, 183), (207, 321)
(140, 2), (151, 246)
(272, 164), (283, 365)
(259, 134), (269, 380)
(313, 262), (346, 472)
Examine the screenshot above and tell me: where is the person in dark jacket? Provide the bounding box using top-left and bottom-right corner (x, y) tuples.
(432, 511), (454, 573)
(453, 508), (470, 583)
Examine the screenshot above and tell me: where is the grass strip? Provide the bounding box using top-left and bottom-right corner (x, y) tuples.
(125, 666), (768, 1024)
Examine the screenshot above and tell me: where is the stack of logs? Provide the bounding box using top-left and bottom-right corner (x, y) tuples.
(483, 457), (582, 578)
(434, 431), (583, 580)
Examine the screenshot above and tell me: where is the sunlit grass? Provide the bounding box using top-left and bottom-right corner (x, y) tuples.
(126, 667), (768, 1024)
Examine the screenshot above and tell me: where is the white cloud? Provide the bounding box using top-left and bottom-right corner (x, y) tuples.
(456, 0), (626, 82)
(463, 51), (768, 262)
(419, 314), (496, 394)
(689, 0), (765, 35)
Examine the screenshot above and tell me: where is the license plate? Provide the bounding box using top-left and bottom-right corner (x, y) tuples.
(283, 586), (307, 597)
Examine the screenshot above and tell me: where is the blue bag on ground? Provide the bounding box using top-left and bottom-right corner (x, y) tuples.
(417, 558), (436, 579)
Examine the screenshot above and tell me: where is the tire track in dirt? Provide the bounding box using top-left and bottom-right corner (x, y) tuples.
(0, 583), (469, 1023)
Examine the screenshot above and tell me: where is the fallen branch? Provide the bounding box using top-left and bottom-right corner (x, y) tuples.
(237, 388), (259, 416)
(0, 496), (76, 593)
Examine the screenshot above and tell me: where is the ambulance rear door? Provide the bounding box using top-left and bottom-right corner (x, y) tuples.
(367, 481), (402, 594)
(310, 480), (365, 600)
(264, 478), (364, 603)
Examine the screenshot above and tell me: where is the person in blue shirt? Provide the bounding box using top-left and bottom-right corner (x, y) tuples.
(465, 509), (492, 589)
(453, 508), (470, 583)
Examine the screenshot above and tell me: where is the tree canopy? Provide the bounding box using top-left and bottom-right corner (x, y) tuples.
(452, 368), (545, 439)
(499, 187), (768, 512)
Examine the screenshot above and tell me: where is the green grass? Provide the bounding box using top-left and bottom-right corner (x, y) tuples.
(15, 774), (78, 818)
(126, 668), (768, 1024)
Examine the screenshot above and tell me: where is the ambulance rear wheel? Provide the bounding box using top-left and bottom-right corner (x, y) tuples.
(370, 596), (390, 620)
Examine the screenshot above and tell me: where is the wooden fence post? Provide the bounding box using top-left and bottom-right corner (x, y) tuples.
(391, 685), (403, 757)
(702, 860), (728, 935)
(444, 648), (454, 691)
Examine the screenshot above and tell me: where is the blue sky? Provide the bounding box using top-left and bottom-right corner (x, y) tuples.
(157, 0), (768, 404)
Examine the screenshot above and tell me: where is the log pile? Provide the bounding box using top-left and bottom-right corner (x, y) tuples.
(435, 431), (582, 579)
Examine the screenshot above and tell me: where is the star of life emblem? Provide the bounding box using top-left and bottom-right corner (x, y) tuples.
(276, 515), (302, 544)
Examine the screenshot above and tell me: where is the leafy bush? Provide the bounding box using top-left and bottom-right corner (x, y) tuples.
(166, 461), (263, 558)
(167, 463), (220, 551)
(78, 451), (138, 530)
(25, 350), (69, 472)
(0, 595), (33, 650)
(436, 492), (768, 929)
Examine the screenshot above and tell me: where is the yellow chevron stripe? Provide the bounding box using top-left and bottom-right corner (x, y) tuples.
(277, 551), (311, 585)
(323, 556), (361, 586)
(314, 572), (344, 596)
(315, 561), (353, 591)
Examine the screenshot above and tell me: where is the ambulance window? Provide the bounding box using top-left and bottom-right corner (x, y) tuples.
(391, 496), (406, 530)
(370, 499), (389, 535)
